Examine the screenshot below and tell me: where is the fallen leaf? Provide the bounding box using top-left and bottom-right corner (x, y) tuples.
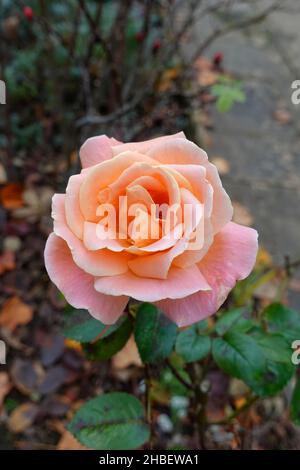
(0, 296), (33, 331)
(0, 372), (11, 410)
(232, 201), (253, 226)
(0, 183), (24, 209)
(273, 109), (292, 125)
(0, 251), (15, 275)
(211, 156), (230, 175)
(0, 163), (7, 184)
(112, 335), (143, 369)
(57, 429), (88, 450)
(8, 403), (39, 433)
(197, 70), (219, 87)
(157, 67), (181, 93)
(11, 359), (45, 397)
(194, 56), (213, 72)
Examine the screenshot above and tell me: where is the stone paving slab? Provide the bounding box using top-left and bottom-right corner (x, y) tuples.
(189, 2), (300, 307)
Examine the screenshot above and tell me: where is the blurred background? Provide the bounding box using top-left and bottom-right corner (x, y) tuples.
(0, 0), (300, 450)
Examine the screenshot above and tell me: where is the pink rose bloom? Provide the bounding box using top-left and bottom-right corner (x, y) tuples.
(44, 133), (258, 326)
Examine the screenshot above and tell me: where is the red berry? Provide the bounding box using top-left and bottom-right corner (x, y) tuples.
(213, 52), (224, 66)
(23, 6), (34, 21)
(152, 39), (161, 53)
(135, 31), (146, 42)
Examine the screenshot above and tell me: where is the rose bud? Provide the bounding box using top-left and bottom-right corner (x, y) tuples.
(23, 6), (34, 21)
(152, 39), (161, 54)
(213, 52), (224, 67)
(135, 31), (146, 42)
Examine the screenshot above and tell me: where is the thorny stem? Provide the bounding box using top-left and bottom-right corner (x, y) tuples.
(187, 363), (209, 450)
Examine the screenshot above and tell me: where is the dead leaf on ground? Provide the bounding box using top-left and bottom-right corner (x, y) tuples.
(112, 336), (143, 370)
(232, 202), (254, 226)
(11, 359), (45, 397)
(197, 70), (219, 87)
(0, 296), (33, 331)
(8, 402), (39, 433)
(157, 67), (181, 93)
(57, 429), (88, 450)
(211, 156), (230, 175)
(0, 372), (11, 410)
(12, 186), (54, 222)
(0, 183), (24, 209)
(0, 251), (15, 275)
(0, 163), (7, 184)
(273, 109), (292, 125)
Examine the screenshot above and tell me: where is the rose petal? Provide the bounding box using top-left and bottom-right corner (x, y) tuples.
(112, 132), (186, 156)
(65, 173), (85, 239)
(80, 135), (120, 169)
(79, 151), (157, 221)
(128, 238), (187, 279)
(94, 265), (211, 302)
(44, 233), (128, 324)
(157, 222), (258, 326)
(53, 194), (131, 276)
(147, 138), (208, 165)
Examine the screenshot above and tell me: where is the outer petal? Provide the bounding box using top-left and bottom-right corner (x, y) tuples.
(80, 135), (120, 169)
(65, 173), (85, 239)
(147, 138), (208, 165)
(53, 194), (131, 276)
(44, 233), (128, 324)
(157, 222), (258, 326)
(111, 132), (185, 156)
(94, 265), (211, 302)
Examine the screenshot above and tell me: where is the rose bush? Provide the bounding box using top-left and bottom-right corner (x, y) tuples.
(45, 132), (258, 326)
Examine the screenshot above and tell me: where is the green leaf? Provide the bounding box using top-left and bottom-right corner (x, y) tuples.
(211, 79), (246, 113)
(250, 327), (295, 396)
(291, 378), (300, 426)
(215, 308), (254, 335)
(68, 392), (149, 450)
(263, 303), (300, 342)
(176, 323), (211, 363)
(134, 303), (177, 364)
(63, 309), (106, 343)
(83, 316), (133, 361)
(212, 331), (266, 390)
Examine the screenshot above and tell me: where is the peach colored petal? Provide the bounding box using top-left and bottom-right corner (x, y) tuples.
(157, 222), (258, 326)
(79, 151), (157, 221)
(111, 132), (185, 156)
(94, 265), (211, 302)
(52, 194), (131, 276)
(147, 138), (208, 165)
(80, 135), (120, 169)
(83, 221), (129, 252)
(133, 223), (183, 253)
(165, 164), (213, 218)
(204, 162), (233, 233)
(128, 238), (187, 280)
(126, 184), (155, 212)
(108, 162), (180, 207)
(65, 173), (85, 239)
(173, 220), (214, 268)
(44, 233), (128, 324)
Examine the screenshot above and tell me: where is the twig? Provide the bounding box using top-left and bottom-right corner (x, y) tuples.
(165, 359), (194, 391)
(144, 364), (154, 449)
(209, 395), (259, 426)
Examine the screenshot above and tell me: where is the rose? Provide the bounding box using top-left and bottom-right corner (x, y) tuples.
(44, 132), (258, 326)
